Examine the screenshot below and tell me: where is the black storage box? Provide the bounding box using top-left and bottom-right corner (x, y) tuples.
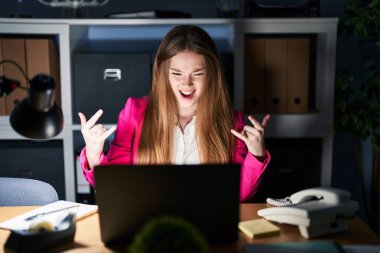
(72, 53), (152, 124)
(252, 138), (322, 202)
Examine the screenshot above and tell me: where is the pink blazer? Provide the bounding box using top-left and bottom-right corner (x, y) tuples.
(81, 97), (271, 202)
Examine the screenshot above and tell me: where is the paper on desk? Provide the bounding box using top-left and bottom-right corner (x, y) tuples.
(0, 200), (98, 231)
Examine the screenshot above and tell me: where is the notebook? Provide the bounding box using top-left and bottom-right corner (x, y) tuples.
(94, 164), (241, 245)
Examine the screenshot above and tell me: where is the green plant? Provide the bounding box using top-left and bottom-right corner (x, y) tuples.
(345, 0), (380, 47)
(129, 216), (208, 253)
(335, 62), (380, 145)
(334, 0), (380, 232)
(334, 62), (380, 223)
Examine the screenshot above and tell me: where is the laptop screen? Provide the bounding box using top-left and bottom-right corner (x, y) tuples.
(94, 164), (241, 245)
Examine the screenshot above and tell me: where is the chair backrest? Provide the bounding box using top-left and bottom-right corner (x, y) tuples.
(0, 177), (59, 206)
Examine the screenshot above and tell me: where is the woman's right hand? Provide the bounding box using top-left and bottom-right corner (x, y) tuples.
(78, 110), (117, 169)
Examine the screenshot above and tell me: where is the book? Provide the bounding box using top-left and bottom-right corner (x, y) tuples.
(238, 218), (280, 238)
(243, 241), (345, 253)
(0, 200), (98, 231)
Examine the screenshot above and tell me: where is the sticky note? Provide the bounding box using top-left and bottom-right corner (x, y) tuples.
(238, 218), (280, 238)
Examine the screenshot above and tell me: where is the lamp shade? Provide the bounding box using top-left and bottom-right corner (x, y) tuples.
(10, 74), (64, 139)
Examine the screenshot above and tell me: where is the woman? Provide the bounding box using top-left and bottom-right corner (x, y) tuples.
(79, 25), (271, 202)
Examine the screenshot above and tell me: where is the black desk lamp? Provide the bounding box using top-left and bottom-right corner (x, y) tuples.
(0, 60), (63, 139)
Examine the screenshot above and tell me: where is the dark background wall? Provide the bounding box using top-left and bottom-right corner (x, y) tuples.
(1, 0), (377, 232)
(1, 0), (343, 19)
(4, 0), (222, 19)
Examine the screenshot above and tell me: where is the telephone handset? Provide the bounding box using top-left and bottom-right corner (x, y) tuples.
(290, 187), (351, 205)
(266, 187), (351, 206)
(258, 187), (359, 238)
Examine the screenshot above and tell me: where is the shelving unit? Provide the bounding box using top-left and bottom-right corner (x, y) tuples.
(234, 18), (338, 189)
(0, 18), (338, 202)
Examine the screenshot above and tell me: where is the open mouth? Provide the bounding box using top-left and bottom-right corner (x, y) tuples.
(180, 90), (195, 99)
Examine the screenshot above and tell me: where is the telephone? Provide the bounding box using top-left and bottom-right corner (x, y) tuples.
(257, 187), (359, 238)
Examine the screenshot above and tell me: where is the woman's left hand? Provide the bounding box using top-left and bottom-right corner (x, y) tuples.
(231, 114), (270, 157)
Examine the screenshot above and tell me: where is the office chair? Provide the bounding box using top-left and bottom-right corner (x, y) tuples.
(0, 177), (59, 206)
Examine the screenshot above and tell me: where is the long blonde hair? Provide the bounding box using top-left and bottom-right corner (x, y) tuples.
(137, 25), (234, 164)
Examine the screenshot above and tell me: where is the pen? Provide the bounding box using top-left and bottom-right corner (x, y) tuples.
(24, 204), (80, 221)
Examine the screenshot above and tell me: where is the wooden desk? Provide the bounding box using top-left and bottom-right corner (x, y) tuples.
(1, 204), (379, 253)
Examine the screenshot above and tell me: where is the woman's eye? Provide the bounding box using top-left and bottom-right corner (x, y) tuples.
(194, 72), (204, 76)
(172, 72), (181, 76)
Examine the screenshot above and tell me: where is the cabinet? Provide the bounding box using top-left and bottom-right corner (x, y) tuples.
(0, 18), (338, 202)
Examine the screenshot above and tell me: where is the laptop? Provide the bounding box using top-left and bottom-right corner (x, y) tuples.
(94, 164), (241, 245)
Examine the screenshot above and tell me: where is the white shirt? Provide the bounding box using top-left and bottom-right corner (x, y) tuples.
(173, 116), (200, 164)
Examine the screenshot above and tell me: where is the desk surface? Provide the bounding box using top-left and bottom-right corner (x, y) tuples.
(1, 204), (379, 253)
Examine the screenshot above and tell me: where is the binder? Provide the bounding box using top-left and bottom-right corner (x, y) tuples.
(0, 98), (5, 115)
(0, 38), (60, 115)
(0, 39), (3, 76)
(244, 38), (267, 113)
(245, 37), (311, 114)
(1, 38), (27, 114)
(0, 39), (5, 115)
(265, 38), (287, 113)
(287, 38), (309, 113)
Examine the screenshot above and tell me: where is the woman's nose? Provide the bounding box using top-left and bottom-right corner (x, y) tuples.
(183, 75), (193, 86)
